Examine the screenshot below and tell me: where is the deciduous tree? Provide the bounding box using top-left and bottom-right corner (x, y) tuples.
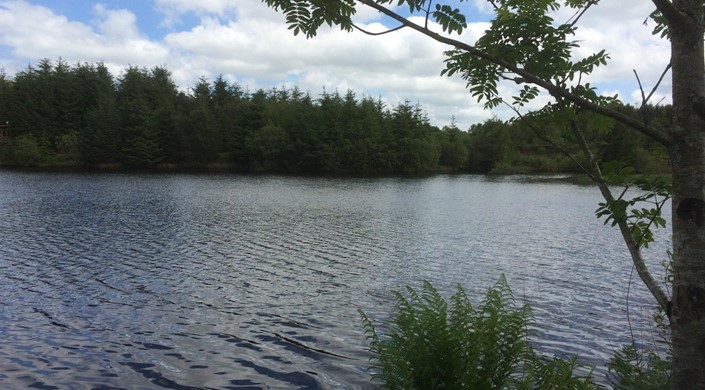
(262, 0), (705, 386)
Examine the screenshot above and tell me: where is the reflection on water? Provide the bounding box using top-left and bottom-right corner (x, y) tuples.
(0, 172), (669, 388)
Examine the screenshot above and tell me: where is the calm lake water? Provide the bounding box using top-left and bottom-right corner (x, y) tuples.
(0, 172), (670, 389)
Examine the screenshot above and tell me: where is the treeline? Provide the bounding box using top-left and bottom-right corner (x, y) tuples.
(465, 103), (671, 174)
(0, 59), (671, 174)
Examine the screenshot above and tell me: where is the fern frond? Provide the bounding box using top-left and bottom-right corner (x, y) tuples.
(359, 275), (599, 389)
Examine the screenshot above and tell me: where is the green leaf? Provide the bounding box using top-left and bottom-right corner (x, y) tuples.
(433, 4), (468, 35)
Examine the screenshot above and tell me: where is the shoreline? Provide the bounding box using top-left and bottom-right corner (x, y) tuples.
(0, 163), (669, 187)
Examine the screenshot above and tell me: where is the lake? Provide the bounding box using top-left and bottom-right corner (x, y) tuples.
(0, 172), (670, 389)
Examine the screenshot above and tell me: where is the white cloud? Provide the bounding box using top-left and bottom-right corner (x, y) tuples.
(470, 0), (496, 15)
(556, 1), (671, 105)
(0, 1), (94, 58)
(155, 0), (238, 15)
(93, 4), (140, 40)
(161, 9), (484, 127)
(0, 1), (169, 73)
(630, 88), (671, 106)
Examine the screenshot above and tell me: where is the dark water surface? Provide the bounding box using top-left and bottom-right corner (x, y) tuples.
(0, 172), (669, 389)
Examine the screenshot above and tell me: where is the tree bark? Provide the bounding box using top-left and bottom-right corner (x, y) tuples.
(667, 0), (705, 387)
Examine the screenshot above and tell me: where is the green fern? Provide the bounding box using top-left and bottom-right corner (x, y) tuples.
(517, 355), (598, 390)
(360, 275), (598, 389)
(608, 344), (671, 389)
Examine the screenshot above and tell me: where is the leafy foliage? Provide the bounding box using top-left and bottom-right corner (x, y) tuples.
(439, 0), (610, 110)
(433, 4), (467, 34)
(0, 59), (442, 173)
(517, 355), (598, 390)
(463, 104), (671, 175)
(0, 59), (672, 174)
(595, 162), (671, 248)
(359, 276), (599, 389)
(2, 134), (45, 166)
(608, 345), (671, 389)
(261, 0), (356, 37)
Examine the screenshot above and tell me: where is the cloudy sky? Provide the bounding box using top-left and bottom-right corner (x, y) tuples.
(0, 0), (671, 129)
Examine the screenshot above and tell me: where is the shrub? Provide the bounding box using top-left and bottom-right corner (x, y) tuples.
(359, 275), (599, 389)
(608, 345), (671, 389)
(7, 134), (45, 166)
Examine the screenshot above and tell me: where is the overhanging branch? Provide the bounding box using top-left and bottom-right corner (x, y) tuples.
(651, 0), (687, 27)
(352, 24), (405, 35)
(566, 0), (598, 27)
(565, 111), (671, 313)
(357, 0), (673, 147)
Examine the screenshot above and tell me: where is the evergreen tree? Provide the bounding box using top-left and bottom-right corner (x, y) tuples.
(82, 94), (121, 165)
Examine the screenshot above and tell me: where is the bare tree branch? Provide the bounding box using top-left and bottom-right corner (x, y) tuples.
(641, 62), (672, 110)
(634, 63), (672, 110)
(357, 0), (673, 147)
(634, 69), (648, 106)
(352, 24), (405, 36)
(567, 0), (597, 27)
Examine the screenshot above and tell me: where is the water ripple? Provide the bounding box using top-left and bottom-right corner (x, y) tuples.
(0, 173), (669, 388)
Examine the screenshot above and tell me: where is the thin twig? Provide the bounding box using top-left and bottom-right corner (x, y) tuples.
(634, 69), (647, 106)
(352, 24), (405, 36)
(627, 264), (636, 343)
(567, 0), (597, 27)
(640, 62), (672, 110)
(424, 0), (433, 29)
(502, 100), (595, 180)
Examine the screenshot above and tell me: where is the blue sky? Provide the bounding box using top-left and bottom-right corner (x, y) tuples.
(0, 0), (671, 129)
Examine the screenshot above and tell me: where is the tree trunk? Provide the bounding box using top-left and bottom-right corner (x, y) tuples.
(668, 0), (705, 387)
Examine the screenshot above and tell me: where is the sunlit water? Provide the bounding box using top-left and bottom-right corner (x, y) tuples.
(0, 172), (670, 389)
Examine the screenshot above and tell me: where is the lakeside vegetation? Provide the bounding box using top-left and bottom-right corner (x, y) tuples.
(360, 276), (671, 389)
(0, 59), (671, 175)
